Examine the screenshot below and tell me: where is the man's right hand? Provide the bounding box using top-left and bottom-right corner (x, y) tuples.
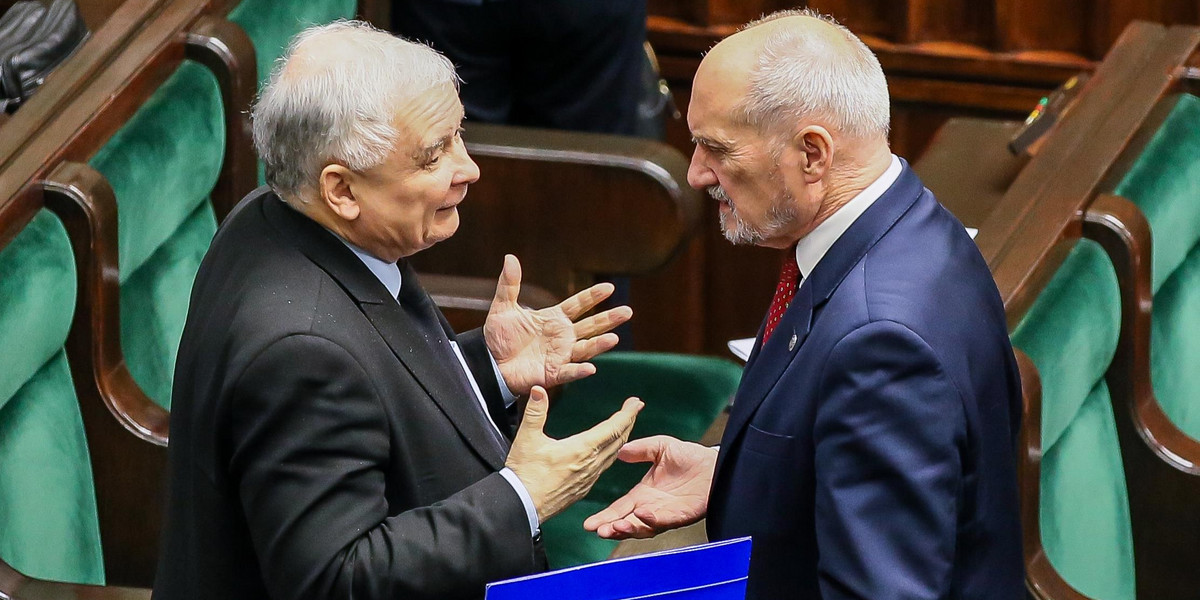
(582, 436), (717, 540)
(506, 386), (642, 523)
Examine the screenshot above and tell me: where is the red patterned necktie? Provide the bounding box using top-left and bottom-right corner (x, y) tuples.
(763, 248), (800, 344)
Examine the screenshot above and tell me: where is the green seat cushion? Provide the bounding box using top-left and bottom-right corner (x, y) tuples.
(546, 352), (741, 503)
(1012, 239), (1121, 451)
(1112, 93), (1200, 294)
(0, 210), (76, 411)
(1150, 244), (1200, 439)
(541, 352), (741, 568)
(89, 60), (223, 280)
(229, 0), (356, 185)
(541, 499), (618, 570)
(1040, 381), (1135, 600)
(0, 351), (104, 585)
(121, 202), (218, 409)
(229, 0), (357, 88)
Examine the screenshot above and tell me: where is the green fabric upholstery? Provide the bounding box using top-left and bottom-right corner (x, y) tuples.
(120, 203), (218, 408)
(1111, 93), (1200, 441)
(89, 61), (223, 281)
(1039, 381), (1135, 600)
(1012, 240), (1121, 450)
(541, 352), (743, 568)
(229, 0), (356, 185)
(0, 211), (104, 584)
(0, 352), (105, 584)
(229, 0), (357, 88)
(0, 211), (75, 409)
(1149, 244), (1200, 439)
(1112, 93), (1200, 295)
(1012, 239), (1134, 599)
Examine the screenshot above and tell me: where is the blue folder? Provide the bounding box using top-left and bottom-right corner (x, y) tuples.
(485, 537), (752, 600)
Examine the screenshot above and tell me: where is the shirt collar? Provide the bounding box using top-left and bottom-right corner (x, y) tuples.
(794, 154), (902, 278)
(338, 237), (402, 299)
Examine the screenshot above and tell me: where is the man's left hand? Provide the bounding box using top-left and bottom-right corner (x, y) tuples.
(485, 254), (632, 395)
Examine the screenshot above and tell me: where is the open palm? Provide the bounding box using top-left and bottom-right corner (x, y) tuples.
(484, 255), (632, 395)
(583, 436), (718, 540)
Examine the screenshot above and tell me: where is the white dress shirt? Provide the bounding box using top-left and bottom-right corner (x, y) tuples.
(339, 238), (540, 537)
(794, 154), (902, 278)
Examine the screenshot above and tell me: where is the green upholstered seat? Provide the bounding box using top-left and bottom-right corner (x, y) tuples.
(87, 0), (357, 408)
(230, 0), (357, 86)
(89, 61), (224, 409)
(1011, 239), (1134, 600)
(540, 352), (743, 569)
(230, 0), (357, 185)
(0, 211), (104, 584)
(1112, 93), (1200, 440)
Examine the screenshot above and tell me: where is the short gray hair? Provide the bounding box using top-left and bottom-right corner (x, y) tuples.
(252, 20), (458, 202)
(738, 9), (890, 142)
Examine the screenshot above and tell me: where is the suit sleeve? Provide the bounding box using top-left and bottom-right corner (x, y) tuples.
(228, 333), (535, 600)
(812, 321), (966, 600)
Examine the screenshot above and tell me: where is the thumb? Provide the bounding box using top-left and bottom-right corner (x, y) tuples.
(617, 435), (672, 464)
(492, 254), (522, 307)
(519, 386), (550, 434)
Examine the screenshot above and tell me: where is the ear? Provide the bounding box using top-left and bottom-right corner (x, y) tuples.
(795, 125), (834, 184)
(319, 164), (361, 221)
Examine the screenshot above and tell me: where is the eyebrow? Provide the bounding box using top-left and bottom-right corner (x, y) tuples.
(691, 134), (730, 152)
(414, 123), (462, 164)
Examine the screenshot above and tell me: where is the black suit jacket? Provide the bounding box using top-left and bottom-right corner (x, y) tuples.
(708, 163), (1024, 599)
(153, 188), (544, 600)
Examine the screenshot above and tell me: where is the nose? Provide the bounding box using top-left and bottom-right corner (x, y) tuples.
(687, 146), (717, 190)
(452, 141), (480, 186)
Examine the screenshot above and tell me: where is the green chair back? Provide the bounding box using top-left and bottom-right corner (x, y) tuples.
(1111, 93), (1200, 438)
(1011, 239), (1134, 600)
(0, 210), (104, 584)
(541, 352), (743, 569)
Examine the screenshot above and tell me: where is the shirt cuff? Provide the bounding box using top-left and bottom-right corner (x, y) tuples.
(487, 348), (518, 408)
(499, 467), (541, 537)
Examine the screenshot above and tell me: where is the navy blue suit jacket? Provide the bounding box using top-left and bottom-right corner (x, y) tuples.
(707, 162), (1024, 599)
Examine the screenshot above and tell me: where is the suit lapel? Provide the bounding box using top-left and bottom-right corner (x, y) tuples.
(262, 194), (507, 470)
(714, 161), (926, 479)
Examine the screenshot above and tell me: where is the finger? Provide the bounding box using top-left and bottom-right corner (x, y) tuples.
(570, 333), (619, 363)
(491, 254), (522, 307)
(517, 386), (550, 434)
(578, 396), (643, 450)
(606, 514), (658, 540)
(616, 435), (674, 464)
(550, 362), (598, 386)
(573, 306), (633, 339)
(557, 282), (615, 320)
(583, 493), (640, 531)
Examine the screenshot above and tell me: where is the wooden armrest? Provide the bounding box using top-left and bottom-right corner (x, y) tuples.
(1014, 350), (1096, 600)
(1083, 194), (1200, 600)
(0, 558), (150, 600)
(422, 272), (559, 333)
(40, 162), (167, 587)
(1084, 194), (1200, 472)
(185, 16), (258, 222)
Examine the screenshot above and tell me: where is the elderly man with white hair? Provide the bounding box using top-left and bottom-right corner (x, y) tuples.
(586, 10), (1025, 600)
(154, 21), (642, 600)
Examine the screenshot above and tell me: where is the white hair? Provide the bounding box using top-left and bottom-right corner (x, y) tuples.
(252, 20), (458, 202)
(738, 9), (890, 142)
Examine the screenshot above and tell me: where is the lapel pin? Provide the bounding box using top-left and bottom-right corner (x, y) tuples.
(788, 333), (798, 351)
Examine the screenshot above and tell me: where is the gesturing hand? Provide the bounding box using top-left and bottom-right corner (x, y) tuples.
(506, 387), (643, 522)
(485, 255), (632, 395)
(582, 436), (717, 540)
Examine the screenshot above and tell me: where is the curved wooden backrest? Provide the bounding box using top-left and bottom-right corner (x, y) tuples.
(410, 123), (703, 299)
(1083, 195), (1200, 600)
(917, 21), (1200, 600)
